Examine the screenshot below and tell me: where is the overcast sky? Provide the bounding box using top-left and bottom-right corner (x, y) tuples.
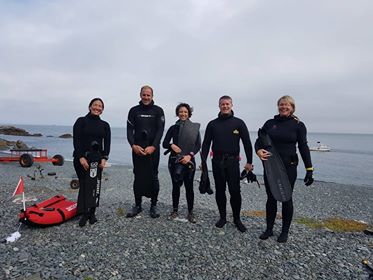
(0, 0), (372, 134)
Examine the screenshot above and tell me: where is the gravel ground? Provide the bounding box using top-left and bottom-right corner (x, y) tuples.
(0, 161), (372, 280)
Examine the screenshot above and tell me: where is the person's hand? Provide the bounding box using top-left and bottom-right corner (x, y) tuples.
(304, 170), (314, 186)
(256, 149), (271, 161)
(79, 157), (89, 171)
(99, 159), (107, 169)
(144, 146), (156, 155)
(132, 145), (146, 156)
(244, 163), (253, 171)
(171, 144), (181, 154)
(180, 155), (192, 164)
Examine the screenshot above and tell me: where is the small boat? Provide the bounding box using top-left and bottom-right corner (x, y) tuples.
(310, 142), (331, 152)
(19, 195), (77, 226)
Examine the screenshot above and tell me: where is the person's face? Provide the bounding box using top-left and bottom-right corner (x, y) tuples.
(278, 99), (293, 117)
(89, 100), (104, 116)
(219, 98), (233, 115)
(178, 106), (189, 121)
(140, 88), (153, 105)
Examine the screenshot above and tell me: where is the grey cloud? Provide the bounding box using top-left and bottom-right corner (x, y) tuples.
(0, 1), (372, 133)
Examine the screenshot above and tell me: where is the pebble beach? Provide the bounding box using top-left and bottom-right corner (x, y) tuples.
(0, 161), (372, 280)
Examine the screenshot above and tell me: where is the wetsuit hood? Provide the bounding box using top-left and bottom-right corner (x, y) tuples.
(218, 110), (234, 120)
(139, 100), (155, 108)
(86, 113), (101, 120)
(274, 114), (294, 122)
(175, 119), (186, 125)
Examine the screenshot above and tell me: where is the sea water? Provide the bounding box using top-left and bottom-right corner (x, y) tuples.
(1, 124), (373, 188)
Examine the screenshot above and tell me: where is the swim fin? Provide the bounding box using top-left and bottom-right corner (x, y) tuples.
(257, 129), (292, 202)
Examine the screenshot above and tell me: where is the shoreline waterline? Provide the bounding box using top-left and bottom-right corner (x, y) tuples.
(1, 123), (373, 188)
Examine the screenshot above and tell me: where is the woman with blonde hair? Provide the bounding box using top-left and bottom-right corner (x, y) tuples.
(255, 95), (314, 243)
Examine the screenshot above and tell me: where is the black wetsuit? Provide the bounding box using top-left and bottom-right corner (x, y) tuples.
(201, 112), (253, 221)
(162, 122), (201, 213)
(73, 113), (111, 214)
(255, 115), (312, 233)
(127, 101), (165, 206)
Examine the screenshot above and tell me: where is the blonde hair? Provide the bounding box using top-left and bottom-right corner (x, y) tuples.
(277, 95), (295, 113)
(277, 95), (299, 121)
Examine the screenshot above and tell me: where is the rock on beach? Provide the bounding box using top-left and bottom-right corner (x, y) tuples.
(0, 161), (372, 279)
(0, 138), (30, 150)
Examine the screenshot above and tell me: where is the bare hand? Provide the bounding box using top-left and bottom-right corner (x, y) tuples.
(132, 145), (146, 156)
(171, 144), (181, 154)
(257, 149), (271, 161)
(79, 157), (89, 171)
(180, 155), (192, 164)
(99, 159), (107, 169)
(144, 146), (156, 155)
(244, 163), (253, 171)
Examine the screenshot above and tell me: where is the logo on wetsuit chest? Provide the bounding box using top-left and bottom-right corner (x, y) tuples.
(233, 129), (239, 135)
(140, 114), (154, 118)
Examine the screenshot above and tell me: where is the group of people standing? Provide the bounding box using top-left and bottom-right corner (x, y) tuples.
(73, 85), (314, 243)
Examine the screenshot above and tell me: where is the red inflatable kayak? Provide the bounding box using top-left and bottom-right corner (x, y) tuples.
(19, 195), (77, 226)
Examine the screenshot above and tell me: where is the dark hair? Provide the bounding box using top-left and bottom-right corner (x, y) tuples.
(175, 103), (193, 118)
(219, 95), (232, 103)
(88, 98), (104, 109)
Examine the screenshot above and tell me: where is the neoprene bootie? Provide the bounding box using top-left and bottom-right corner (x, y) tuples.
(215, 218), (227, 228)
(126, 205), (142, 218)
(149, 205), (160, 218)
(79, 213), (89, 227)
(234, 219), (247, 233)
(259, 229), (274, 240)
(277, 231), (289, 243)
(89, 208), (97, 224)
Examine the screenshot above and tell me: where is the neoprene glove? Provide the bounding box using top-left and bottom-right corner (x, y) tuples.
(304, 170), (314, 186)
(199, 159), (213, 195)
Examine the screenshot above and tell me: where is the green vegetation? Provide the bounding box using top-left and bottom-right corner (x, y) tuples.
(296, 216), (369, 232)
(116, 207), (125, 217)
(321, 217), (369, 232)
(295, 217), (324, 229)
(242, 210), (370, 232)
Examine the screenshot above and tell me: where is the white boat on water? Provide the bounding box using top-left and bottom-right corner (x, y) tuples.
(310, 142), (331, 152)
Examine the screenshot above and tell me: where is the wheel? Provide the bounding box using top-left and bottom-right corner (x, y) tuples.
(70, 179), (79, 189)
(52, 154), (64, 166)
(19, 154), (33, 167)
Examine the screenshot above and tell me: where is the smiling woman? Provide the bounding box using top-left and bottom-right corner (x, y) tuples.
(89, 98), (104, 116)
(277, 95), (295, 118)
(162, 102), (201, 223)
(73, 97), (111, 227)
(255, 95), (314, 243)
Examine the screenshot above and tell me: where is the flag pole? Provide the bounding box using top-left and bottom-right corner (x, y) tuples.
(22, 191), (26, 211)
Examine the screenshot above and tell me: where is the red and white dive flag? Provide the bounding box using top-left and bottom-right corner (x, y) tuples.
(13, 177), (24, 196)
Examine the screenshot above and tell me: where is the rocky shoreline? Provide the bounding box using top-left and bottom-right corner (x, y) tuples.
(0, 126), (42, 137)
(0, 126), (73, 150)
(0, 162), (372, 279)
